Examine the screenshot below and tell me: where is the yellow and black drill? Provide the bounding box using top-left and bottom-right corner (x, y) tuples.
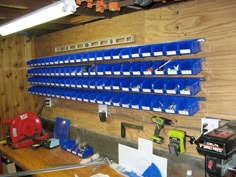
(151, 116), (172, 144)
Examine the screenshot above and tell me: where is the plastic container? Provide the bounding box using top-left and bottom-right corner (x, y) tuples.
(179, 78), (201, 96)
(87, 51), (96, 61)
(178, 98), (199, 116)
(153, 79), (166, 94)
(152, 96), (165, 112)
(120, 94), (132, 108)
(180, 58), (203, 75)
(81, 52), (89, 62)
(179, 39), (201, 55)
(151, 43), (165, 57)
(140, 45), (152, 57)
(111, 48), (121, 60)
(120, 78), (133, 92)
(95, 50), (104, 61)
(122, 62), (133, 76)
(130, 46), (141, 58)
(120, 47), (131, 59)
(130, 79), (143, 92)
(103, 49), (112, 60)
(140, 78), (155, 93)
(111, 78), (121, 90)
(112, 63), (123, 75)
(130, 95), (141, 109)
(165, 42), (179, 56)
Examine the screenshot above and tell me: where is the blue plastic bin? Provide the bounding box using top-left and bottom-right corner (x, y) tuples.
(96, 78), (106, 90)
(153, 79), (166, 94)
(111, 78), (121, 90)
(103, 93), (113, 105)
(152, 96), (165, 112)
(120, 78), (133, 92)
(120, 94), (132, 108)
(130, 78), (143, 92)
(112, 63), (123, 75)
(130, 46), (141, 58)
(88, 51), (96, 61)
(111, 48), (121, 60)
(112, 94), (121, 107)
(81, 52), (89, 62)
(103, 49), (112, 60)
(179, 78), (201, 96)
(165, 42), (179, 56)
(130, 95), (141, 109)
(140, 95), (153, 111)
(140, 78), (155, 93)
(163, 97), (179, 114)
(165, 79), (182, 95)
(180, 58), (203, 75)
(151, 43), (165, 57)
(178, 98), (199, 116)
(140, 45), (152, 57)
(122, 62), (133, 76)
(120, 47), (131, 59)
(95, 50), (104, 61)
(178, 39), (201, 55)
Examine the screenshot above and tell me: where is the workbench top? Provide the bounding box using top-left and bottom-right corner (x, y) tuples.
(0, 144), (124, 177)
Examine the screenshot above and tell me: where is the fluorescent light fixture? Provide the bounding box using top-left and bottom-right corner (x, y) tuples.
(0, 0), (78, 36)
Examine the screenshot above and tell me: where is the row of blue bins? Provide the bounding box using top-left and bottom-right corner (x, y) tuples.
(28, 77), (202, 96)
(27, 59), (203, 76)
(27, 39), (202, 67)
(28, 86), (200, 116)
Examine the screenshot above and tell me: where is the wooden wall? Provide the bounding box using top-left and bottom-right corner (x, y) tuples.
(0, 36), (40, 139)
(1, 0), (236, 159)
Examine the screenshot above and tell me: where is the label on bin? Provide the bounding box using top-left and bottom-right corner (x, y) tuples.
(66, 96), (70, 99)
(76, 59), (80, 62)
(105, 101), (111, 105)
(155, 71), (164, 75)
(97, 72), (103, 75)
(90, 85), (95, 89)
(180, 90), (190, 95)
(180, 49), (191, 54)
(142, 106), (150, 110)
(66, 84), (70, 87)
(77, 85), (82, 88)
(71, 84), (76, 87)
(165, 109), (175, 114)
(72, 97), (76, 100)
(83, 85), (88, 88)
(97, 57), (103, 61)
(181, 70), (192, 75)
(97, 86), (103, 89)
(133, 71), (141, 75)
(56, 83), (60, 86)
(166, 90), (176, 94)
(122, 55), (129, 59)
(142, 53), (151, 57)
(65, 60), (69, 63)
(84, 99), (89, 102)
(105, 71), (112, 75)
(122, 88), (129, 91)
(113, 103), (120, 106)
(51, 83), (55, 86)
(82, 58), (88, 62)
(122, 104), (129, 108)
(166, 50), (177, 55)
(132, 54), (139, 58)
(113, 86), (119, 90)
(61, 96), (65, 99)
(154, 89), (163, 93)
(83, 73), (89, 76)
(132, 88), (139, 92)
(154, 51), (163, 56)
(144, 71), (152, 75)
(89, 58), (95, 61)
(97, 100), (103, 104)
(77, 98), (82, 101)
(71, 72), (76, 76)
(55, 73), (60, 76)
(70, 59), (75, 63)
(132, 105), (139, 109)
(90, 100), (95, 103)
(113, 56), (120, 59)
(167, 69), (177, 75)
(123, 72), (130, 75)
(54, 61), (59, 64)
(105, 86), (111, 90)
(90, 72), (96, 75)
(114, 71), (121, 75)
(104, 56), (111, 60)
(179, 110), (189, 115)
(143, 89), (151, 93)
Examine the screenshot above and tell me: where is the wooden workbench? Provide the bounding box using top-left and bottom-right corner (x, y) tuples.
(0, 144), (124, 177)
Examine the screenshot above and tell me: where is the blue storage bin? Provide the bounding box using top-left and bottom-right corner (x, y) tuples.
(88, 91), (99, 103)
(60, 139), (76, 151)
(130, 46), (141, 58)
(82, 78), (90, 89)
(103, 93), (113, 105)
(178, 98), (199, 116)
(103, 78), (113, 90)
(122, 62), (133, 76)
(103, 49), (112, 60)
(103, 64), (113, 75)
(120, 78), (133, 92)
(180, 58), (203, 75)
(152, 60), (171, 75)
(179, 78), (201, 96)
(96, 78), (105, 90)
(64, 78), (72, 88)
(111, 78), (121, 90)
(140, 78), (155, 93)
(152, 96), (165, 112)
(111, 48), (121, 60)
(87, 51), (96, 61)
(165, 79), (182, 95)
(139, 61), (154, 75)
(82, 91), (91, 102)
(48, 56), (55, 65)
(112, 63), (123, 75)
(120, 47), (131, 59)
(130, 78), (143, 92)
(163, 97), (179, 114)
(88, 64), (97, 76)
(64, 54), (71, 64)
(112, 94), (121, 107)
(151, 43), (165, 57)
(178, 39), (201, 55)
(165, 60), (181, 75)
(153, 79), (166, 94)
(87, 78), (96, 89)
(74, 53), (82, 63)
(131, 62), (143, 76)
(140, 95), (153, 111)
(140, 45), (152, 57)
(96, 93), (106, 104)
(58, 55), (65, 64)
(95, 50), (104, 61)
(59, 67), (65, 76)
(120, 94), (132, 108)
(81, 52), (89, 62)
(165, 42), (179, 56)
(130, 95), (141, 109)
(96, 64), (106, 76)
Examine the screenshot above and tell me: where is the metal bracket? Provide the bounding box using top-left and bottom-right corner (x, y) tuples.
(54, 34), (135, 53)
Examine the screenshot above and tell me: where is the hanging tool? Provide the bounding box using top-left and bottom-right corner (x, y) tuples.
(108, 1), (120, 11)
(2, 112), (49, 149)
(151, 116), (172, 144)
(168, 129), (186, 156)
(121, 122), (143, 138)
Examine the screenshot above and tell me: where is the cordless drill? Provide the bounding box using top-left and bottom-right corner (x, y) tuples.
(151, 116), (172, 144)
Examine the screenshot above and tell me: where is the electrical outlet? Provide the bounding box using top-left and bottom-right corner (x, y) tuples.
(201, 117), (220, 134)
(45, 97), (52, 107)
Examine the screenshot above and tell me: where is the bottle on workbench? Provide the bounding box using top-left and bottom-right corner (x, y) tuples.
(186, 170), (193, 177)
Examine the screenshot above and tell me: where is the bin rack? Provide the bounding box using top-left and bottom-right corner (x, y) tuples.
(27, 38), (202, 67)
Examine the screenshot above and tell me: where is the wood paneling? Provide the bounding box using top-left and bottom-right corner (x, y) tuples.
(0, 36), (38, 139)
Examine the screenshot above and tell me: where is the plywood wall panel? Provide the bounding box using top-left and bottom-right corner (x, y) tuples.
(35, 11), (145, 57)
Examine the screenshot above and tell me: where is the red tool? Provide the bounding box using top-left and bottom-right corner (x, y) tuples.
(3, 112), (49, 149)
